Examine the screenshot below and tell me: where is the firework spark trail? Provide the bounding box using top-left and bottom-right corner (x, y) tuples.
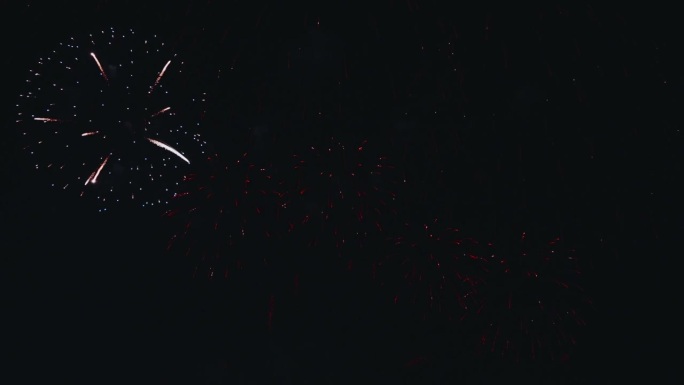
(85, 154), (111, 185)
(149, 60), (171, 95)
(89, 52), (108, 82)
(146, 138), (191, 164)
(151, 107), (171, 117)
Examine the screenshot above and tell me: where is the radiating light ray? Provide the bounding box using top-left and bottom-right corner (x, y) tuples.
(149, 60), (171, 95)
(151, 106), (171, 117)
(85, 154), (111, 185)
(89, 52), (109, 82)
(146, 137), (190, 164)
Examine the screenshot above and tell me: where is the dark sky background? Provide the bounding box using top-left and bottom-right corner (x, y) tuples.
(2, 1), (681, 383)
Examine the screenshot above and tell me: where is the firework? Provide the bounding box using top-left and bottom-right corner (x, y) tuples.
(16, 27), (208, 211)
(165, 152), (289, 279)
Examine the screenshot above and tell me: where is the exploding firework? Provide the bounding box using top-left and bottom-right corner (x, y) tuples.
(165, 152), (290, 279)
(16, 27), (208, 211)
(475, 232), (590, 362)
(283, 137), (401, 261)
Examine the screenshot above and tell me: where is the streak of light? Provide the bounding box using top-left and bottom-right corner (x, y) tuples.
(149, 60), (171, 95)
(146, 137), (190, 164)
(90, 52), (109, 82)
(85, 154), (111, 185)
(151, 107), (171, 117)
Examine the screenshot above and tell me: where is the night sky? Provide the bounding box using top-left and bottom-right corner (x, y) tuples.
(2, 2), (680, 383)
